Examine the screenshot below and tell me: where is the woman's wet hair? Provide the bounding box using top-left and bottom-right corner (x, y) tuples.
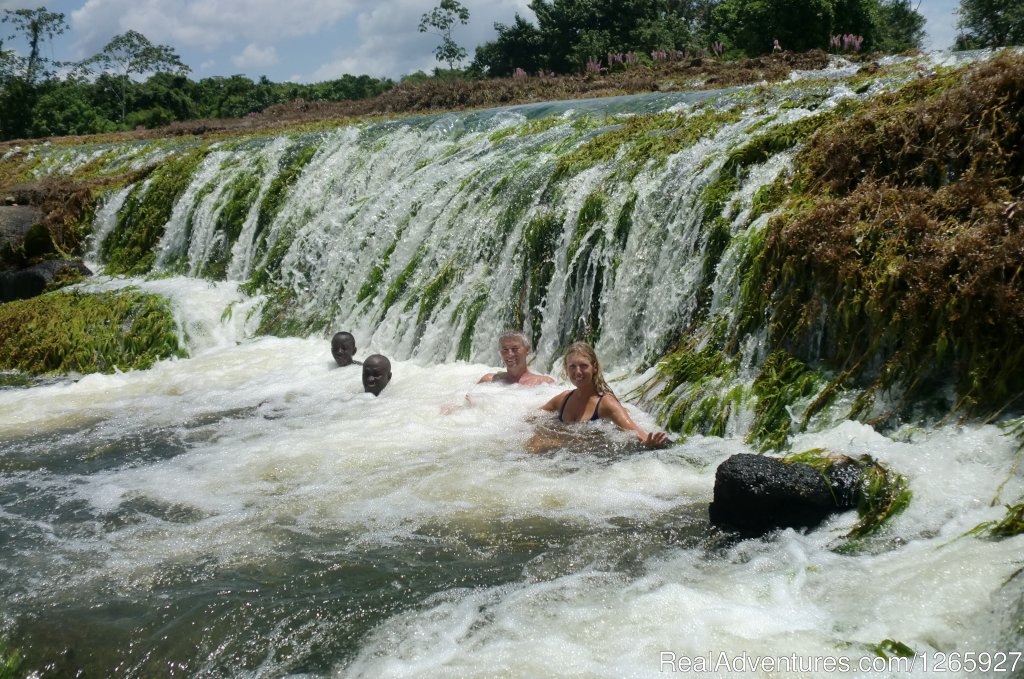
(562, 341), (612, 395)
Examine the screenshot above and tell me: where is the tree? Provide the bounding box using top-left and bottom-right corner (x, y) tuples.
(1, 7), (67, 85)
(419, 0), (471, 70)
(876, 0), (926, 52)
(475, 0), (708, 76)
(955, 0), (1024, 48)
(473, 16), (545, 76)
(82, 30), (190, 124)
(713, 0), (835, 55)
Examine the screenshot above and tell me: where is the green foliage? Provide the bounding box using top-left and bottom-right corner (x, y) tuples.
(0, 636), (21, 679)
(713, 0), (835, 55)
(1, 7), (67, 85)
(80, 30), (190, 123)
(199, 169), (262, 280)
(100, 147), (209, 275)
(747, 351), (824, 451)
(382, 247), (426, 313)
(30, 79), (117, 137)
(475, 0), (706, 75)
(845, 455), (912, 539)
(875, 0), (926, 52)
(417, 261), (462, 328)
(419, 0), (471, 70)
(456, 294), (488, 360)
(869, 639), (915, 659)
(744, 53), (1024, 422)
(245, 142), (319, 290)
(955, 0), (1024, 48)
(0, 289), (185, 375)
(554, 107), (741, 182)
(968, 502), (1024, 539)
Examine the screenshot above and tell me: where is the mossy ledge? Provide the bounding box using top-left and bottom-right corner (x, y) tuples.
(0, 289), (185, 375)
(653, 51), (1024, 451)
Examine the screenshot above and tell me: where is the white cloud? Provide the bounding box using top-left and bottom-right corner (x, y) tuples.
(233, 42), (278, 69)
(68, 0), (359, 56)
(307, 0), (532, 81)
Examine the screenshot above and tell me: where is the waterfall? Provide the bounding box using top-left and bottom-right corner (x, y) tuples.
(76, 86), (825, 374)
(3, 50), (1024, 678)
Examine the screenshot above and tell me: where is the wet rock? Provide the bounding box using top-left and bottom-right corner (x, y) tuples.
(0, 204), (43, 259)
(0, 259), (92, 302)
(709, 453), (862, 537)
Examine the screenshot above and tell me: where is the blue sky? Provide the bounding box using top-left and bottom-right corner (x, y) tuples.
(1, 0), (961, 84)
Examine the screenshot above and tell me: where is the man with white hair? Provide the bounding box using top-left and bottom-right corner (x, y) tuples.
(478, 330), (555, 386)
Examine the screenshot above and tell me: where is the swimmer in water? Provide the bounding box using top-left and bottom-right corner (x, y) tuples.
(537, 342), (669, 448)
(478, 330), (555, 386)
(331, 331), (361, 367)
(362, 354), (391, 396)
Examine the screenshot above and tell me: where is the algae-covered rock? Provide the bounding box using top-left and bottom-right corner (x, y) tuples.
(0, 289), (186, 375)
(0, 259), (92, 302)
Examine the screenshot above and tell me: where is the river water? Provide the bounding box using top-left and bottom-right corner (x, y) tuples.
(1, 277), (1022, 677)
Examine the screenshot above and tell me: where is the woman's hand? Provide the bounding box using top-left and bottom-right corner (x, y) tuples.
(638, 430), (670, 448)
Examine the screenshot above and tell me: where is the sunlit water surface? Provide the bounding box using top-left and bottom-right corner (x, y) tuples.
(1, 280), (1022, 678)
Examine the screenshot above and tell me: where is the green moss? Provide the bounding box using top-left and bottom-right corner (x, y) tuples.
(249, 142), (319, 280)
(456, 294), (487, 361)
(749, 174), (790, 222)
(254, 285), (328, 337)
(740, 53), (1024, 423)
(0, 636), (21, 679)
(613, 192), (637, 248)
(515, 211), (564, 339)
(382, 246), (425, 313)
(199, 169), (262, 280)
(568, 191), (607, 262)
(653, 328), (743, 437)
(553, 107), (741, 182)
(100, 148), (209, 276)
(969, 502), (1024, 539)
(746, 351), (825, 452)
(416, 261), (461, 327)
(489, 116), (565, 144)
(0, 289), (185, 375)
(700, 174), (740, 222)
(844, 455), (912, 540)
(868, 639), (915, 660)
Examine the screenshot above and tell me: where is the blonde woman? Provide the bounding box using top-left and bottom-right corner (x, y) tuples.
(539, 342), (669, 448)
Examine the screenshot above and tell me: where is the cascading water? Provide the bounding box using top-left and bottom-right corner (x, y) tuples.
(2, 52), (1023, 677)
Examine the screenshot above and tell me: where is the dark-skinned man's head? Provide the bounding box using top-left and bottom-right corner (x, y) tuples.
(331, 331), (358, 367)
(362, 354), (391, 396)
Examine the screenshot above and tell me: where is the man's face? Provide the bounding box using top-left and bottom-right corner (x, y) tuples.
(499, 338), (527, 371)
(332, 335), (356, 366)
(362, 358), (391, 396)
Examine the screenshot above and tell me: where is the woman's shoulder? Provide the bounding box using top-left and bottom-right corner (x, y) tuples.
(541, 389), (573, 410)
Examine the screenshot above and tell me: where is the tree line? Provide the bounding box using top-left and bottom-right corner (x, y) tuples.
(1, 0), (1020, 142)
(0, 8), (394, 141)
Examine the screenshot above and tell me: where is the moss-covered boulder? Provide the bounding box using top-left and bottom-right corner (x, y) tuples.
(0, 289), (186, 376)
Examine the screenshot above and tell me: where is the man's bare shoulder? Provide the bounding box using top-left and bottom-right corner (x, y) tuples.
(478, 372), (498, 384)
(521, 372), (556, 386)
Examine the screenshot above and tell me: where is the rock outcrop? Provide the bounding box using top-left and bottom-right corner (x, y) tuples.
(709, 453), (862, 537)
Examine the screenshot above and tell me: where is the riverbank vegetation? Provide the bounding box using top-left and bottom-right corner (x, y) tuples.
(0, 289), (185, 374)
(0, 0), (929, 142)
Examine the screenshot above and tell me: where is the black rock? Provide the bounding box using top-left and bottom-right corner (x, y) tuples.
(0, 259), (92, 303)
(709, 453), (862, 537)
